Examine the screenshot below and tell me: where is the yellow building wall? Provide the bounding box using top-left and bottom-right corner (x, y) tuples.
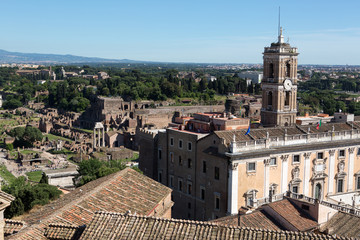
(237, 160), (265, 207)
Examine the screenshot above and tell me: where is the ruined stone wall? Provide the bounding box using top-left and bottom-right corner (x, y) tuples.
(80, 94), (225, 129)
(136, 105), (224, 115)
(136, 128), (160, 179)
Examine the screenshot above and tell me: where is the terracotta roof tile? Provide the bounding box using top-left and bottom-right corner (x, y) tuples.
(76, 212), (348, 240)
(214, 122), (360, 145)
(267, 199), (317, 231)
(4, 219), (26, 236)
(44, 223), (85, 240)
(321, 212), (360, 238)
(7, 168), (172, 240)
(211, 210), (282, 231)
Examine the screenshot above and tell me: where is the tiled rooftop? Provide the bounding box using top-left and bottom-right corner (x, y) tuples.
(215, 129), (252, 142)
(211, 209), (282, 230)
(44, 223), (84, 240)
(7, 168), (172, 240)
(214, 122), (359, 145)
(267, 199), (317, 231)
(320, 212), (360, 238)
(4, 219), (26, 236)
(73, 212), (349, 240)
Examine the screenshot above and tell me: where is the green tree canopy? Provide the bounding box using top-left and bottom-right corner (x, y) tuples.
(2, 176), (61, 218)
(9, 126), (43, 147)
(3, 99), (22, 110)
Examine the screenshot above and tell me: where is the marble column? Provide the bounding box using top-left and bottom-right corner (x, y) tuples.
(303, 152), (311, 196)
(102, 128), (105, 147)
(98, 128), (101, 147)
(227, 162), (239, 215)
(281, 155), (289, 193)
(328, 150), (336, 195)
(347, 147), (355, 191)
(93, 128), (96, 148)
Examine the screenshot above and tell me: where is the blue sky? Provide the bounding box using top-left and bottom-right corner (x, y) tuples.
(1, 0), (360, 65)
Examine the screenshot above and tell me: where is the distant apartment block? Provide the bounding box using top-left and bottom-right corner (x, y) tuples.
(238, 71), (263, 84)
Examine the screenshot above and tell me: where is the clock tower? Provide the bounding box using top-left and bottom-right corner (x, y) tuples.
(260, 28), (299, 127)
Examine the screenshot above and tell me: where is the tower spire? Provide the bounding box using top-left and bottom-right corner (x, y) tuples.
(278, 6), (280, 37)
(278, 7), (284, 43)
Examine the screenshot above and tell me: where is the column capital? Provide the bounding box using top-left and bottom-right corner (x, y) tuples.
(230, 163), (239, 171)
(281, 155), (289, 162)
(348, 147), (355, 154)
(264, 158), (271, 166)
(304, 152), (311, 159)
(329, 149), (336, 156)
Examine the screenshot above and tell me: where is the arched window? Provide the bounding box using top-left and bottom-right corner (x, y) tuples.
(285, 91), (290, 106)
(286, 62), (291, 78)
(269, 63), (274, 78)
(268, 91), (273, 106)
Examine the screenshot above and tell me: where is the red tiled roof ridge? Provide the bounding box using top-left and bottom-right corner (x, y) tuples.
(47, 223), (81, 228)
(88, 212), (353, 239)
(94, 211), (221, 226)
(5, 219), (26, 224)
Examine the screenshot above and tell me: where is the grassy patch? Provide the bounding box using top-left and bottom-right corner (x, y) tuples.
(129, 152), (139, 161)
(214, 94), (227, 102)
(0, 119), (20, 132)
(45, 133), (73, 142)
(47, 149), (73, 155)
(21, 150), (39, 155)
(25, 171), (43, 183)
(72, 127), (93, 134)
(30, 117), (40, 122)
(0, 165), (16, 185)
(8, 149), (41, 159)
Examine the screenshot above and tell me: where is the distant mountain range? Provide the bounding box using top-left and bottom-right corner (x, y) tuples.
(0, 49), (141, 64)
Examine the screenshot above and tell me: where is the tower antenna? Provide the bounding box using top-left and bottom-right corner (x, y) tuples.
(278, 6), (281, 37)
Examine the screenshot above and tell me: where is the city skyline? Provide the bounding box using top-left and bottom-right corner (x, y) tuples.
(2, 0), (360, 65)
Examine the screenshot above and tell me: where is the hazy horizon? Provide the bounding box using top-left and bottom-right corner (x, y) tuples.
(2, 0), (360, 65)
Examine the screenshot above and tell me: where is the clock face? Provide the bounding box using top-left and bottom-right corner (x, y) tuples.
(284, 79), (292, 90)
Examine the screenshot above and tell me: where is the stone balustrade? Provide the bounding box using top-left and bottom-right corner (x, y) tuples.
(231, 129), (360, 153)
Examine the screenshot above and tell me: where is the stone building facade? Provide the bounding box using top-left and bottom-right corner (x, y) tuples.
(261, 28), (298, 127)
(139, 122), (360, 221)
(138, 31), (360, 222)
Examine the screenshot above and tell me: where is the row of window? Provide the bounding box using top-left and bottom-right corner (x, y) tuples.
(246, 150), (350, 172)
(169, 152), (193, 168)
(162, 153), (221, 180)
(267, 62), (292, 79)
(246, 176), (360, 207)
(170, 138), (192, 151)
(169, 175), (221, 210)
